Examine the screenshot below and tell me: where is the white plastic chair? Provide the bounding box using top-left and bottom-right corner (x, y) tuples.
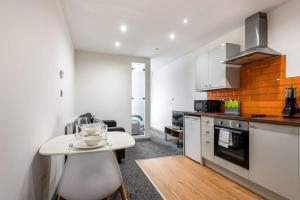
(56, 151), (128, 200)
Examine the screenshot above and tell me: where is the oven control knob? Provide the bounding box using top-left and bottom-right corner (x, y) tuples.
(219, 121), (223, 125)
(236, 124), (241, 128)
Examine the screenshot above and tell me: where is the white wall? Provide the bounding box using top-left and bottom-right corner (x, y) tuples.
(268, 0), (300, 77)
(151, 0), (300, 131)
(0, 0), (75, 199)
(151, 27), (244, 131)
(75, 51), (151, 135)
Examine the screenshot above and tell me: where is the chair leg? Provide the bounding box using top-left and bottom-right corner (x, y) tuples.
(118, 183), (128, 200)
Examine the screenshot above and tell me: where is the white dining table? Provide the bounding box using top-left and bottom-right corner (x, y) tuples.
(39, 131), (135, 156)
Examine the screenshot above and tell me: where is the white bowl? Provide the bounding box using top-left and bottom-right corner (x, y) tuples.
(85, 127), (97, 136)
(83, 136), (102, 146)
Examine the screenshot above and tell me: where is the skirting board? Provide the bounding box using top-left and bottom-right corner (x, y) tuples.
(204, 160), (286, 200)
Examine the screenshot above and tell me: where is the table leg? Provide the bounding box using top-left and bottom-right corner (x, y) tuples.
(118, 183), (128, 200)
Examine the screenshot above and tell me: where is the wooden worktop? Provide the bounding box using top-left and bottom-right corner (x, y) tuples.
(185, 112), (300, 127)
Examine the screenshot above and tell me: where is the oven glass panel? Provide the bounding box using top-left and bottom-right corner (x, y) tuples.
(214, 127), (249, 169)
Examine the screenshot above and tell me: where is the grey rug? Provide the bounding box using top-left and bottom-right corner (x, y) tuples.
(111, 130), (183, 200)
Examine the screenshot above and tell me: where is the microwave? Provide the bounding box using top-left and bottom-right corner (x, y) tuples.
(194, 100), (221, 112)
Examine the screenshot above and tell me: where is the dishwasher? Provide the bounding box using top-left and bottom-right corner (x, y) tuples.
(184, 116), (202, 164)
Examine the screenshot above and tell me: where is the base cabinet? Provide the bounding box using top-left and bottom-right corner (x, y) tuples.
(201, 127), (214, 161)
(201, 117), (214, 162)
(249, 122), (299, 200)
(186, 116), (300, 199)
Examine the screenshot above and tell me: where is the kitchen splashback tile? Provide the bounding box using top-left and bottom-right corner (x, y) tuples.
(208, 56), (300, 116)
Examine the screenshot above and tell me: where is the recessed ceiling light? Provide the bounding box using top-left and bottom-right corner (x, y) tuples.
(183, 18), (189, 24)
(169, 33), (176, 40)
(115, 41), (121, 47)
(120, 24), (128, 33)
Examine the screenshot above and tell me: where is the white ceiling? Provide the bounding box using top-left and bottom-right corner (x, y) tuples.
(61, 0), (288, 58)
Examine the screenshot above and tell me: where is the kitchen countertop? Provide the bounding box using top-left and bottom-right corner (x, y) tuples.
(185, 112), (300, 127)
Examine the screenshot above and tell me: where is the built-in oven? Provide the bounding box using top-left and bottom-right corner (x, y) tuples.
(214, 118), (249, 169)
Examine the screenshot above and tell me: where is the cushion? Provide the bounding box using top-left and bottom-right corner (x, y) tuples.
(79, 113), (93, 124)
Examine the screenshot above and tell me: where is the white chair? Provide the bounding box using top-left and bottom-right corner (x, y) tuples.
(56, 151), (128, 200)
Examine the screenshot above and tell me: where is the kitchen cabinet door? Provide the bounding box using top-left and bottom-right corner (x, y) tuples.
(208, 45), (226, 89)
(249, 122), (299, 200)
(184, 116), (202, 164)
(201, 125), (214, 162)
(195, 53), (209, 91)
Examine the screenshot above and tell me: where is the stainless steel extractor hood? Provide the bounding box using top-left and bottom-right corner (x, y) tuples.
(224, 12), (281, 65)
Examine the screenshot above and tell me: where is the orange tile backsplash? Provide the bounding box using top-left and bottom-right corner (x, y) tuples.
(208, 56), (300, 116)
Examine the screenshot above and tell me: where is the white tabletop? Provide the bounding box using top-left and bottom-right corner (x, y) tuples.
(39, 131), (135, 156)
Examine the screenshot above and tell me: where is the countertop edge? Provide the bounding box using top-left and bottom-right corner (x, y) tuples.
(184, 112), (300, 127)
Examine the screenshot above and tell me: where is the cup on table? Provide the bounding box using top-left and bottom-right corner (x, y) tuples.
(75, 117), (88, 139)
(93, 123), (108, 140)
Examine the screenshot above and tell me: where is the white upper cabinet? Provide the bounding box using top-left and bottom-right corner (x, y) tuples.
(195, 43), (240, 91)
(249, 122), (299, 200)
(195, 53), (209, 91)
(208, 45), (226, 88)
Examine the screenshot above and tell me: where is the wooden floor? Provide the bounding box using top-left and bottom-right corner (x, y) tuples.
(137, 156), (263, 200)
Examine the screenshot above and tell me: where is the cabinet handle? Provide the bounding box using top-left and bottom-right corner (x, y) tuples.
(250, 125), (256, 128)
(205, 141), (210, 144)
(205, 131), (209, 134)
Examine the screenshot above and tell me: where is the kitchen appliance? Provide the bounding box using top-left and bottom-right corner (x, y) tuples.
(224, 100), (240, 115)
(194, 100), (221, 112)
(214, 118), (249, 169)
(172, 111), (184, 129)
(282, 86), (300, 117)
(224, 12), (280, 65)
(184, 116), (202, 164)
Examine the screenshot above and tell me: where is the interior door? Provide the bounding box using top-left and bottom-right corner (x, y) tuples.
(131, 63), (146, 136)
(184, 116), (202, 164)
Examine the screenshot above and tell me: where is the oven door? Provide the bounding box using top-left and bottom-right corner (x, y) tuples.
(214, 126), (249, 169)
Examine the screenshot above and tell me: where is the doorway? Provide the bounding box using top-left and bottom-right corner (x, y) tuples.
(131, 62), (146, 136)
